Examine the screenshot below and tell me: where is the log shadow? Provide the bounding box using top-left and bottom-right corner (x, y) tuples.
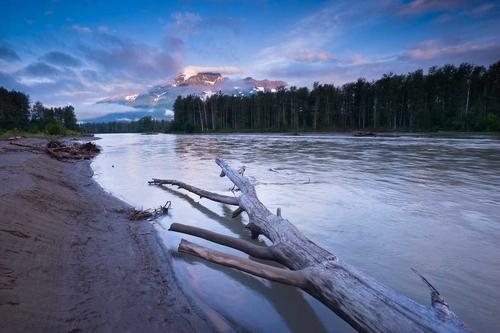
(158, 184), (331, 332)
(156, 185), (265, 244)
(174, 251), (331, 333)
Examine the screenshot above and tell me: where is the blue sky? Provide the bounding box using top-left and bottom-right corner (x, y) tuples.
(1, 0), (499, 119)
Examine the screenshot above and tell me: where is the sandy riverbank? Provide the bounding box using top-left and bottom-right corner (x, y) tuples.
(0, 138), (215, 332)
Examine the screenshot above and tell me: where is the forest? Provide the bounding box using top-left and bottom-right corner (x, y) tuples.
(0, 86), (79, 135)
(80, 116), (170, 134)
(171, 61), (500, 133)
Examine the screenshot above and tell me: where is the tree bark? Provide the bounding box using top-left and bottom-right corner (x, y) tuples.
(149, 159), (472, 333)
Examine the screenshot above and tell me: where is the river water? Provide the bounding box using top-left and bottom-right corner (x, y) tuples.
(91, 133), (500, 332)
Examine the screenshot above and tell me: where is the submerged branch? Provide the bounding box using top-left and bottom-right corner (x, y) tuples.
(178, 239), (309, 289)
(170, 223), (277, 261)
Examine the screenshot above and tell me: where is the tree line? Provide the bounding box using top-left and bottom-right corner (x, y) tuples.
(0, 86), (79, 135)
(172, 61), (500, 133)
(80, 116), (170, 134)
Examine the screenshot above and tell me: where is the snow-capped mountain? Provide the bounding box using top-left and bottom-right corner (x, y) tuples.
(172, 72), (226, 86)
(89, 71), (287, 123)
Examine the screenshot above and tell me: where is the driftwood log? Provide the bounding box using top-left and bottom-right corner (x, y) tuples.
(8, 140), (100, 160)
(149, 158), (471, 333)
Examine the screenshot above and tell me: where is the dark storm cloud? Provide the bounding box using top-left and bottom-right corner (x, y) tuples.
(39, 51), (83, 67)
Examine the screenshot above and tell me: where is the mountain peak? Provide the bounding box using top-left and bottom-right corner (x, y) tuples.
(173, 72), (225, 87)
(92, 72), (288, 123)
(243, 77), (287, 90)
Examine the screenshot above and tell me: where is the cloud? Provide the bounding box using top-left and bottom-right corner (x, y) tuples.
(285, 48), (335, 63)
(72, 25), (92, 33)
(461, 3), (496, 18)
(18, 62), (62, 78)
(397, 0), (474, 15)
(435, 13), (453, 23)
(0, 45), (21, 62)
(76, 103), (139, 120)
(167, 11), (242, 35)
(44, 10), (54, 15)
(253, 2), (357, 81)
(0, 71), (28, 92)
(165, 109), (174, 117)
(399, 39), (499, 61)
(346, 54), (366, 65)
(0, 32), (189, 118)
(162, 35), (184, 51)
(98, 26), (108, 32)
(181, 65), (246, 75)
(261, 62), (354, 88)
(51, 33), (186, 101)
(82, 41), (183, 82)
(39, 51), (83, 67)
(168, 12), (202, 34)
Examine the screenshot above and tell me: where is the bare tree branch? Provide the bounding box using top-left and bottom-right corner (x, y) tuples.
(149, 178), (239, 205)
(178, 239), (309, 289)
(170, 223), (277, 261)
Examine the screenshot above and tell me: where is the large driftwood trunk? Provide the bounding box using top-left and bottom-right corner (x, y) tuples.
(149, 158), (472, 333)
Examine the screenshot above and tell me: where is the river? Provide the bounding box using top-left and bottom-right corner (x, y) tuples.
(91, 133), (500, 332)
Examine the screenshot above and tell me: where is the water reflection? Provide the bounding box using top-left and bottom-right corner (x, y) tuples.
(178, 253), (330, 333)
(158, 183), (334, 332)
(92, 133), (500, 332)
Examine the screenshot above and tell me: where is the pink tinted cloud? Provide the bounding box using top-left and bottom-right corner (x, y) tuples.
(402, 39), (497, 60)
(346, 54), (366, 65)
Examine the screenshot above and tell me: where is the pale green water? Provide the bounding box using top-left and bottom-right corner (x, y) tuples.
(91, 133), (500, 332)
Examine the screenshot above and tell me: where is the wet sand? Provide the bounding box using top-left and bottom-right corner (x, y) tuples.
(0, 139), (215, 332)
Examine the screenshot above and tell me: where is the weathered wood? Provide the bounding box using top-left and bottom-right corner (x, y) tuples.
(170, 223), (277, 261)
(178, 239), (309, 288)
(151, 159), (472, 333)
(148, 178), (238, 205)
(9, 141), (43, 150)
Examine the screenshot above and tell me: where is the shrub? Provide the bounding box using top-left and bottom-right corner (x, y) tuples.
(44, 123), (66, 136)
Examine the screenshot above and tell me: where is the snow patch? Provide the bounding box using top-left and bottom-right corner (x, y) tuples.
(116, 117), (132, 122)
(203, 79), (218, 85)
(125, 94), (138, 101)
(153, 92), (166, 102)
(181, 69), (198, 80)
(204, 90), (214, 97)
